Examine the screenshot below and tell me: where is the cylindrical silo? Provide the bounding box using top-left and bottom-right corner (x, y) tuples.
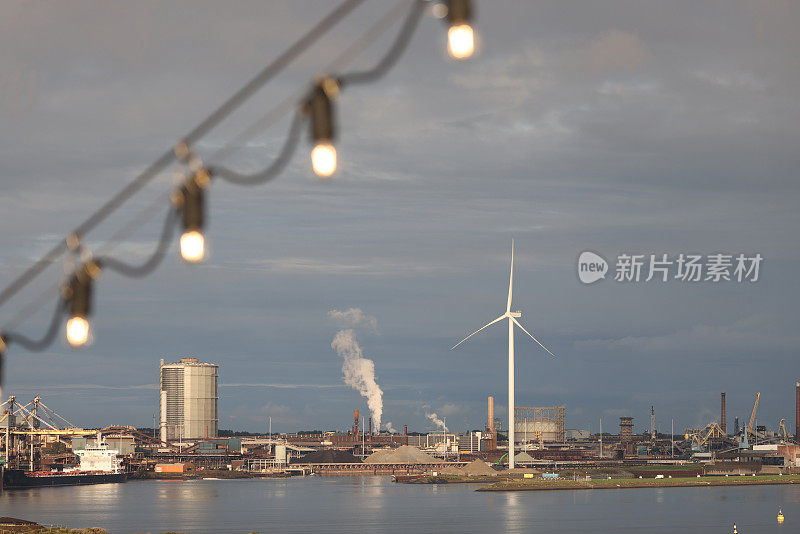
(159, 357), (219, 441)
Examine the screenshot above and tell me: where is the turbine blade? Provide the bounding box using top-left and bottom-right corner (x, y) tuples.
(511, 317), (556, 358)
(507, 239), (514, 313)
(451, 315), (506, 350)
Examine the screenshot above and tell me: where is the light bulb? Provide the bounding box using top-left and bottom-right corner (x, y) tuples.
(66, 316), (90, 347)
(180, 230), (205, 262)
(311, 142), (337, 177)
(448, 24), (474, 59)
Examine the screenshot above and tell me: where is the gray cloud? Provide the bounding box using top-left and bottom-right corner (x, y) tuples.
(0, 1), (798, 434)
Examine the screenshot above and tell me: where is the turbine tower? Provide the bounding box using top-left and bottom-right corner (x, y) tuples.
(451, 240), (555, 469)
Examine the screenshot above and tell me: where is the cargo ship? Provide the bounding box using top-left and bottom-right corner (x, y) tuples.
(2, 433), (126, 489)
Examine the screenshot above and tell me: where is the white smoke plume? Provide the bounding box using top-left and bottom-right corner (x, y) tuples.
(426, 412), (448, 432)
(328, 308), (378, 332)
(385, 421), (397, 434)
(331, 328), (383, 432)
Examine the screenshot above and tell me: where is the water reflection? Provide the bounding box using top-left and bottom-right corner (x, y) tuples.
(1, 478), (799, 534)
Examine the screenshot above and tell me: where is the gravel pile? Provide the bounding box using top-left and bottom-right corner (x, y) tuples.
(364, 446), (444, 464)
(440, 459), (497, 476)
(461, 459), (497, 476)
(440, 464), (463, 474)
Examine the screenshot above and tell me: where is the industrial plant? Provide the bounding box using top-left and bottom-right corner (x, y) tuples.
(3, 359), (800, 490)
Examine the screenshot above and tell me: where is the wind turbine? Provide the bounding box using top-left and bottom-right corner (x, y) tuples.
(451, 240), (555, 469)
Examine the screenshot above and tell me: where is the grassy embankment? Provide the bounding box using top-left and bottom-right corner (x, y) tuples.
(478, 474), (800, 491)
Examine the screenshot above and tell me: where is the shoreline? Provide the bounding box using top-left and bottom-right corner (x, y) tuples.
(475, 474), (800, 492)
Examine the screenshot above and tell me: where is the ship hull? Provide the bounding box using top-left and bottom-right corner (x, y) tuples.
(2, 469), (126, 489)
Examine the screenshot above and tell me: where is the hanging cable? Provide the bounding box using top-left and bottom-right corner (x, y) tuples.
(207, 0), (425, 183)
(207, 0), (414, 167)
(96, 208), (178, 278)
(1, 297), (66, 353)
(0, 0), (367, 310)
(337, 0), (426, 87)
(2, 280), (62, 333)
(0, 190), (170, 334)
(209, 111), (306, 186)
(0, 0), (479, 359)
(0, 0), (421, 341)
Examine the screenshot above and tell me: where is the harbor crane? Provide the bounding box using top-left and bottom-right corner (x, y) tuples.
(746, 392), (760, 438)
(777, 419), (789, 444)
(686, 422), (726, 452)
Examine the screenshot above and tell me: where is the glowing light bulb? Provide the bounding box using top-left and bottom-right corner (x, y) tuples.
(66, 316), (90, 347)
(311, 142), (337, 177)
(180, 230), (205, 262)
(448, 24), (474, 59)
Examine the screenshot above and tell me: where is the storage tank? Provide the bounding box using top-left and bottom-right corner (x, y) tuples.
(515, 420), (562, 442)
(159, 357), (219, 440)
(274, 444), (287, 466)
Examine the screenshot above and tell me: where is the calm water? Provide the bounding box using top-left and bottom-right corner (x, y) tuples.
(2, 477), (799, 533)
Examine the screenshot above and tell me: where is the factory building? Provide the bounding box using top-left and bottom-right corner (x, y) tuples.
(159, 357), (219, 442)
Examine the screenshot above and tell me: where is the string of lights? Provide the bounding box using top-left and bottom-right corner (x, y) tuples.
(210, 0), (426, 183)
(0, 0), (476, 380)
(0, 0), (422, 342)
(337, 0), (425, 87)
(0, 0), (369, 311)
(208, 0), (414, 166)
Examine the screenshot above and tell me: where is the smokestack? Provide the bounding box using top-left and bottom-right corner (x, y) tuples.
(720, 392), (726, 434)
(796, 381), (799, 441)
(403, 425), (407, 435)
(488, 396), (494, 431)
(650, 406), (655, 440)
(369, 416), (373, 436)
(353, 409), (359, 435)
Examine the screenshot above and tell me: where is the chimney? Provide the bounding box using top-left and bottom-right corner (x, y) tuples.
(796, 382), (799, 441)
(369, 417), (373, 436)
(650, 406), (655, 440)
(403, 425), (407, 435)
(488, 396), (495, 431)
(721, 392), (727, 434)
(353, 410), (359, 435)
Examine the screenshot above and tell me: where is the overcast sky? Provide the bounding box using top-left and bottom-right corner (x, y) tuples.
(1, 0), (799, 436)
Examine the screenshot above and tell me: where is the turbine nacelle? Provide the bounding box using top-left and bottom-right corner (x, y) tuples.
(510, 311), (521, 318)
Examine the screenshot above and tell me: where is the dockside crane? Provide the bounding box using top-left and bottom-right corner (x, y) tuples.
(747, 392), (760, 439)
(687, 422), (726, 452)
(778, 419), (789, 444)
